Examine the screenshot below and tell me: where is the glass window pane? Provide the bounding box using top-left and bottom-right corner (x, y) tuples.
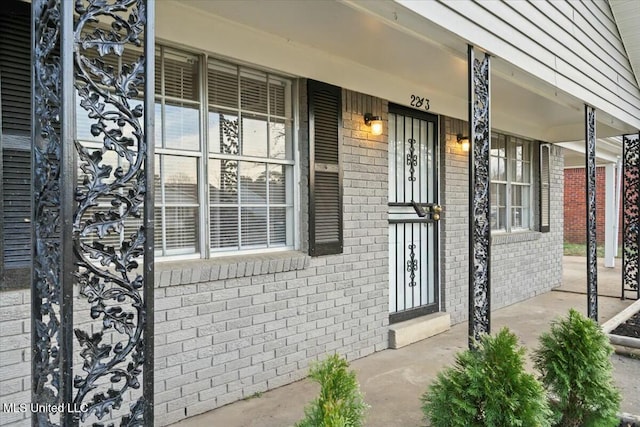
(498, 207), (506, 230)
(498, 184), (506, 207)
(523, 162), (530, 183)
(210, 206), (238, 249)
(269, 165), (286, 204)
(512, 185), (522, 206)
(490, 183), (499, 206)
(165, 206), (198, 252)
(491, 206), (498, 230)
(154, 155), (162, 204)
(163, 50), (199, 101)
(269, 119), (292, 160)
(490, 156), (500, 181)
(154, 208), (163, 250)
(208, 159), (238, 204)
(155, 102), (162, 147)
(240, 162), (267, 204)
(512, 208), (522, 228)
(241, 207), (267, 247)
(163, 156), (198, 204)
(490, 134), (499, 157)
(208, 60), (238, 108)
(498, 134), (506, 156)
(269, 76), (289, 117)
(521, 207), (530, 228)
(164, 102), (200, 151)
(209, 112), (239, 155)
(522, 186), (530, 209)
(497, 157), (506, 181)
(242, 115), (268, 157)
(270, 207), (287, 245)
(240, 69), (267, 114)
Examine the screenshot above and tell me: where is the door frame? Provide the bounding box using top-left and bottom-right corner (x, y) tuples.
(388, 103), (441, 324)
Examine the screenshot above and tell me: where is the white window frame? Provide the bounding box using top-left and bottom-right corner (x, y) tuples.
(491, 133), (534, 233)
(155, 45), (299, 260)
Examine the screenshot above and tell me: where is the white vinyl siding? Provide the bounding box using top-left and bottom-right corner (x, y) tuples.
(398, 0), (640, 128)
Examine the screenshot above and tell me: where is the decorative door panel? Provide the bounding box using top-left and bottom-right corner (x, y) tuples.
(388, 106), (440, 323)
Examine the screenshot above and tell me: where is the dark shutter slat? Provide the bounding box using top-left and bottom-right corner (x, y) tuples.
(2, 149), (32, 267)
(0, 0), (31, 136)
(308, 80), (342, 256)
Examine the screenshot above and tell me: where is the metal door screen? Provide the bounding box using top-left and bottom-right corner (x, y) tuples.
(388, 106), (439, 323)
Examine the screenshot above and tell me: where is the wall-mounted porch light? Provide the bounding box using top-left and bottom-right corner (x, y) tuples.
(457, 133), (470, 152)
(364, 113), (383, 136)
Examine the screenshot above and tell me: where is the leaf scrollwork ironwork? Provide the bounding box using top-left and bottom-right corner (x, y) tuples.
(623, 133), (640, 299)
(72, 0), (149, 424)
(33, 0), (64, 425)
(469, 47), (491, 346)
(585, 106), (598, 320)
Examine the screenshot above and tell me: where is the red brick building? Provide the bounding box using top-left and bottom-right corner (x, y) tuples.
(564, 166), (623, 245)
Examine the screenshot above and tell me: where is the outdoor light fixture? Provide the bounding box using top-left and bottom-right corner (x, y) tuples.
(364, 113), (383, 136)
(457, 133), (470, 152)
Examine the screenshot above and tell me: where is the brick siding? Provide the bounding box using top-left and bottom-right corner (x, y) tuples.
(2, 97), (566, 427)
(440, 117), (564, 324)
(0, 88), (390, 427)
(564, 167), (623, 245)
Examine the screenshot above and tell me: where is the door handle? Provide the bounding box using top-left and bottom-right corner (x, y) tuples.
(432, 205), (442, 221)
(410, 201), (442, 221)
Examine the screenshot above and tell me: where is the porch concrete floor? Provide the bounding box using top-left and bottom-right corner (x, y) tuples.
(170, 257), (639, 427)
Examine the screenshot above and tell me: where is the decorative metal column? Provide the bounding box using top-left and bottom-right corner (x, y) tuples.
(32, 0), (154, 425)
(622, 132), (640, 300)
(585, 105), (598, 320)
(468, 45), (491, 348)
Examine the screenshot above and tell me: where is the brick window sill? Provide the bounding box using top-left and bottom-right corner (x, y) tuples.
(492, 231), (541, 246)
(154, 251), (310, 287)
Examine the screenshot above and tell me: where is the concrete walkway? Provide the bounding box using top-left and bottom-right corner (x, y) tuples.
(171, 257), (639, 427)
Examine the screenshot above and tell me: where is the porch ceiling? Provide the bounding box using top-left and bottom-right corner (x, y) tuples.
(172, 0), (632, 142)
(558, 137), (623, 168)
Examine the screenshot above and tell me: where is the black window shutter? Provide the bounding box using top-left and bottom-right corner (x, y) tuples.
(0, 0), (31, 136)
(540, 144), (551, 233)
(1, 0), (32, 281)
(308, 80), (342, 256)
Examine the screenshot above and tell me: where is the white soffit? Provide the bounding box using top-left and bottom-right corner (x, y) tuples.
(160, 0), (633, 141)
(610, 0), (640, 89)
(558, 136), (623, 167)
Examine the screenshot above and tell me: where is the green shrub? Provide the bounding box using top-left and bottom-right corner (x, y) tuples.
(296, 354), (368, 427)
(534, 309), (621, 427)
(421, 328), (551, 427)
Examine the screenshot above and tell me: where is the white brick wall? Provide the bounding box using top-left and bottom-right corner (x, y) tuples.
(440, 117), (564, 324)
(1, 100), (565, 427)
(0, 88), (390, 427)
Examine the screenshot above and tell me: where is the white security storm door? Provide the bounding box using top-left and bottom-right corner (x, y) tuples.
(388, 105), (440, 323)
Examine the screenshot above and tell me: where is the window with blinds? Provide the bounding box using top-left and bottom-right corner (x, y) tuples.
(490, 133), (533, 232)
(208, 59), (294, 252)
(154, 47), (202, 257)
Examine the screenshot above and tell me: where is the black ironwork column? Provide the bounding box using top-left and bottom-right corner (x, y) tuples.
(32, 1), (73, 424)
(32, 0), (154, 425)
(468, 45), (491, 348)
(622, 132), (640, 300)
(585, 105), (598, 320)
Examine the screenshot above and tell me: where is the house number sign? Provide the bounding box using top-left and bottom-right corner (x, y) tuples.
(410, 94), (430, 111)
